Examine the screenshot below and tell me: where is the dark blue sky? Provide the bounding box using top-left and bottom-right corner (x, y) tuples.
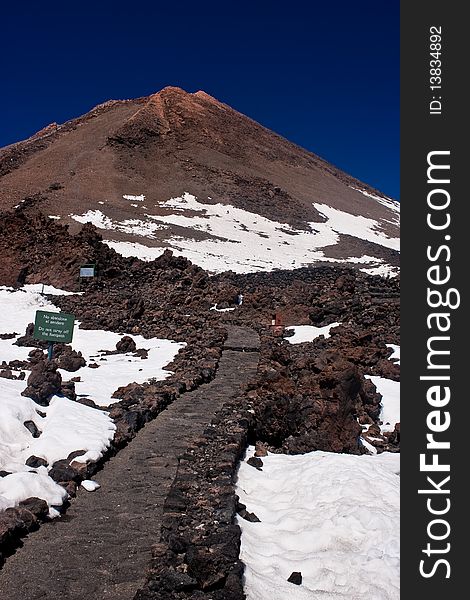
(2, 1), (399, 198)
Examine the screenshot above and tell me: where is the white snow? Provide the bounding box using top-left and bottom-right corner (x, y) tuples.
(123, 194), (145, 202)
(71, 211), (168, 238)
(112, 218), (167, 238)
(71, 210), (114, 229)
(313, 203), (400, 251)
(359, 436), (377, 455)
(0, 471), (68, 512)
(61, 326), (184, 406)
(22, 284), (78, 296)
(362, 344), (400, 433)
(0, 287), (61, 363)
(104, 240), (168, 261)
(210, 304), (236, 313)
(28, 397), (115, 465)
(366, 376), (400, 432)
(80, 193), (398, 275)
(0, 378), (114, 511)
(237, 447), (400, 600)
(0, 379), (115, 473)
(360, 263), (399, 278)
(48, 215), (61, 220)
(285, 323), (341, 344)
(81, 480), (100, 492)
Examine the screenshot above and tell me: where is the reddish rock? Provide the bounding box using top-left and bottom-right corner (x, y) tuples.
(116, 336), (137, 353)
(21, 359), (62, 405)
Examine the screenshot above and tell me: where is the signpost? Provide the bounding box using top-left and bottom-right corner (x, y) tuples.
(79, 264), (96, 278)
(33, 310), (75, 359)
(78, 263), (97, 291)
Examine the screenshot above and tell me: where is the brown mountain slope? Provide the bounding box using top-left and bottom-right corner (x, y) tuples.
(0, 87), (399, 274)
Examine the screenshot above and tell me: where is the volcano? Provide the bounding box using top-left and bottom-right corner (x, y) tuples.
(0, 86), (399, 274)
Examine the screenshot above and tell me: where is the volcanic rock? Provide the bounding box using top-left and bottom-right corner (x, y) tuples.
(116, 335), (137, 353)
(21, 359), (62, 405)
(25, 456), (48, 468)
(54, 345), (86, 371)
(48, 459), (81, 483)
(23, 421), (41, 438)
(18, 497), (49, 520)
(288, 572), (302, 585)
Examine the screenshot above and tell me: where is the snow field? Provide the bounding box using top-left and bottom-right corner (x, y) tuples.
(58, 327), (184, 407)
(72, 192), (399, 274)
(0, 378), (114, 514)
(236, 447), (400, 600)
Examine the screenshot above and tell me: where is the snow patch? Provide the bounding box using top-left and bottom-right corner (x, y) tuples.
(97, 193), (399, 275)
(237, 447), (400, 600)
(285, 323), (341, 344)
(61, 325), (184, 407)
(123, 194), (145, 202)
(81, 480), (100, 492)
(366, 376), (400, 432)
(349, 187), (400, 222)
(70, 211), (168, 239)
(71, 210), (114, 229)
(0, 471), (68, 512)
(313, 203), (400, 251)
(361, 263), (399, 278)
(210, 304), (236, 313)
(360, 436), (378, 455)
(22, 284), (78, 296)
(0, 379), (114, 510)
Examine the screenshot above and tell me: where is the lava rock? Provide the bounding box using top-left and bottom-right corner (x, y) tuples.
(247, 456), (263, 470)
(288, 571), (302, 585)
(18, 497), (49, 520)
(0, 369), (15, 379)
(25, 455), (48, 468)
(23, 420), (42, 438)
(48, 459), (81, 483)
(238, 509), (261, 523)
(21, 359), (62, 405)
(54, 346), (86, 372)
(116, 336), (137, 353)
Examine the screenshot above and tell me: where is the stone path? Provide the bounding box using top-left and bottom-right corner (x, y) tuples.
(0, 326), (259, 600)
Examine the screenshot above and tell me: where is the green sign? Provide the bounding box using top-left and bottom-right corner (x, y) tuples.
(33, 311), (75, 344)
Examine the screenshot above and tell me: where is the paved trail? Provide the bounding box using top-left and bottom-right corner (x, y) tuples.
(0, 326), (259, 600)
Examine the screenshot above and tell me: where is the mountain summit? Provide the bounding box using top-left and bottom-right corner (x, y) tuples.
(0, 87), (399, 274)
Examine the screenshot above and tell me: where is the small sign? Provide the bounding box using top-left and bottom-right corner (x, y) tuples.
(79, 264), (96, 278)
(33, 311), (75, 344)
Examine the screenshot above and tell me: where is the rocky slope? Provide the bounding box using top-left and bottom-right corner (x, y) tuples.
(0, 87), (399, 274)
